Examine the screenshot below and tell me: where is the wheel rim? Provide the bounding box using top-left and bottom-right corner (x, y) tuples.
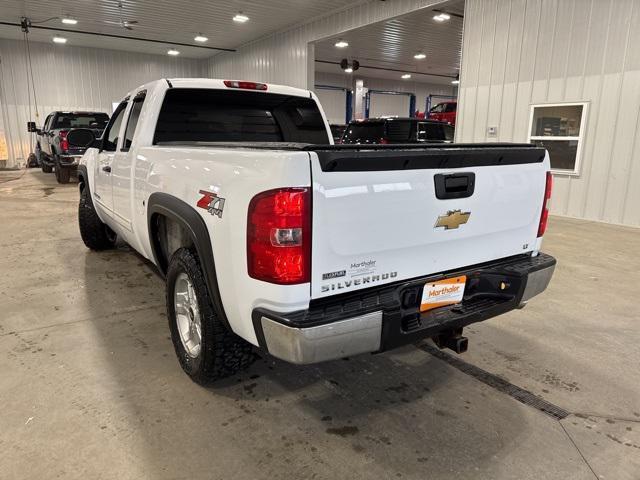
(173, 272), (202, 358)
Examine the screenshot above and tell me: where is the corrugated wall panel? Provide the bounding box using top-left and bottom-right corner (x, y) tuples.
(0, 39), (204, 167)
(458, 0), (640, 227)
(206, 0), (446, 90)
(315, 88), (347, 124)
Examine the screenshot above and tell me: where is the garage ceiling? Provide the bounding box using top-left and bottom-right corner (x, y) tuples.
(314, 0), (464, 84)
(0, 0), (368, 58)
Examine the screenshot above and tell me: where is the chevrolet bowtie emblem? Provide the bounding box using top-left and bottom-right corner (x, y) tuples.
(435, 210), (471, 230)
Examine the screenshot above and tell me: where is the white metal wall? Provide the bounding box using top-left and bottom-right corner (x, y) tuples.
(457, 0), (640, 227)
(206, 0), (446, 90)
(315, 88), (347, 124)
(0, 39), (204, 167)
(369, 93), (411, 117)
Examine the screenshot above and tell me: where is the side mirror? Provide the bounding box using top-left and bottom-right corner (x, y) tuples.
(67, 128), (100, 149)
(27, 121), (37, 133)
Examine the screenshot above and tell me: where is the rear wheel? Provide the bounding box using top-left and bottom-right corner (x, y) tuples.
(166, 248), (254, 385)
(55, 158), (71, 184)
(78, 184), (116, 250)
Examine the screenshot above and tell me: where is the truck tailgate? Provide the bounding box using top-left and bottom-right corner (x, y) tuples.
(309, 145), (548, 299)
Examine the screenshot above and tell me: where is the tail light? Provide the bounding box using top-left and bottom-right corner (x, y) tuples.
(537, 172), (553, 237)
(379, 137), (390, 144)
(224, 80), (268, 91)
(59, 130), (69, 152)
(247, 188), (311, 284)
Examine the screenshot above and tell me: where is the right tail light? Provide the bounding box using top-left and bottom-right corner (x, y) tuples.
(537, 172), (553, 237)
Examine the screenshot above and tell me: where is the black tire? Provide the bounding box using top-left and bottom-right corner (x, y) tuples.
(42, 161), (53, 173)
(166, 248), (254, 385)
(78, 184), (116, 250)
(56, 164), (71, 184)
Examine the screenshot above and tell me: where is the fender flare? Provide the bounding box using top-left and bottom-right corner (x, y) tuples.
(147, 192), (231, 330)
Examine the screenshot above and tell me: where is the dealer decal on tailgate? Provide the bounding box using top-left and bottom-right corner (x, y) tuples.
(420, 275), (466, 312)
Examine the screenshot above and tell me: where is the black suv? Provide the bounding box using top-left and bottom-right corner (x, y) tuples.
(341, 117), (455, 144)
(36, 111), (109, 183)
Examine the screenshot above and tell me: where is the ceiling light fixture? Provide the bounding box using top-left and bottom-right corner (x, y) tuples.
(61, 17), (77, 25)
(414, 53), (426, 59)
(233, 12), (249, 23)
(344, 67), (353, 73)
(167, 48), (180, 56)
(52, 36), (67, 44)
(451, 73), (460, 85)
(335, 39), (349, 48)
(194, 34), (208, 42)
(401, 74), (412, 79)
(433, 13), (451, 22)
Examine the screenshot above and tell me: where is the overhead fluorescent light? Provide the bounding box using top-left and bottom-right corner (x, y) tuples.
(451, 79), (460, 85)
(61, 17), (77, 25)
(194, 35), (208, 42)
(433, 13), (451, 22)
(344, 67), (353, 73)
(52, 36), (67, 44)
(233, 12), (249, 23)
(401, 74), (412, 79)
(167, 49), (180, 56)
(335, 39), (349, 48)
(414, 53), (426, 60)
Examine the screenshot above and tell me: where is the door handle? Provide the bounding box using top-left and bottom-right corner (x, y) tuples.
(102, 166), (111, 173)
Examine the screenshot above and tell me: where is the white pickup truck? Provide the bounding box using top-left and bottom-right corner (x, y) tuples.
(67, 78), (556, 385)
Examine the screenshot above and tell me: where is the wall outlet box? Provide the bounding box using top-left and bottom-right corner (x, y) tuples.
(487, 126), (498, 136)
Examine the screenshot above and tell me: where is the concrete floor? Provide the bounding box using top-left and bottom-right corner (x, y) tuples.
(1, 170), (639, 480)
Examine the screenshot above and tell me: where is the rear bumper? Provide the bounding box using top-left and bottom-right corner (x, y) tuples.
(253, 252), (556, 364)
(58, 155), (82, 166)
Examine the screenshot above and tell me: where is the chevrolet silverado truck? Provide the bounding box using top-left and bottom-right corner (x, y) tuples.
(67, 78), (556, 385)
(37, 111), (109, 183)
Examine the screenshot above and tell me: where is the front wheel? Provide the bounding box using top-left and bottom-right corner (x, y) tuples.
(42, 160), (53, 173)
(78, 185), (116, 250)
(166, 248), (254, 385)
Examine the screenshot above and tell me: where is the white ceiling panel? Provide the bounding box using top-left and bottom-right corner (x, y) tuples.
(0, 0), (367, 58)
(314, 0), (464, 83)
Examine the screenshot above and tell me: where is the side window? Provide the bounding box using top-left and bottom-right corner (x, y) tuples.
(122, 92), (146, 152)
(446, 103), (457, 113)
(102, 101), (128, 152)
(43, 115), (53, 131)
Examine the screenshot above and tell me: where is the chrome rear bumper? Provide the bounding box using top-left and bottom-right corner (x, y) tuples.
(254, 253), (556, 365)
(260, 311), (382, 364)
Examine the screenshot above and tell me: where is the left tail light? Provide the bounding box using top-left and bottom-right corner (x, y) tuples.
(247, 188), (311, 285)
(59, 130), (69, 152)
(537, 172), (553, 237)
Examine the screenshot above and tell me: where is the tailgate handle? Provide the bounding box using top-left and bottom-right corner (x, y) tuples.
(434, 173), (475, 199)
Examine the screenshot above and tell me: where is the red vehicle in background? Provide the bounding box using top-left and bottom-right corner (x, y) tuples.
(428, 101), (457, 126)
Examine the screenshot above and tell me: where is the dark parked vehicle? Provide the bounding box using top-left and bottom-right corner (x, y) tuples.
(329, 124), (346, 143)
(36, 111), (109, 183)
(341, 117), (455, 144)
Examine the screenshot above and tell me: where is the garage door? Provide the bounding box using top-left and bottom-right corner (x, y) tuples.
(315, 88), (346, 124)
(369, 93), (410, 118)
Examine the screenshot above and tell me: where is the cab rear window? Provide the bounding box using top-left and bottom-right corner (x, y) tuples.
(53, 113), (109, 129)
(153, 88), (329, 145)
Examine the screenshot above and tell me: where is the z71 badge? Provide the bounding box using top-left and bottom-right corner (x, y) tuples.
(196, 190), (226, 218)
